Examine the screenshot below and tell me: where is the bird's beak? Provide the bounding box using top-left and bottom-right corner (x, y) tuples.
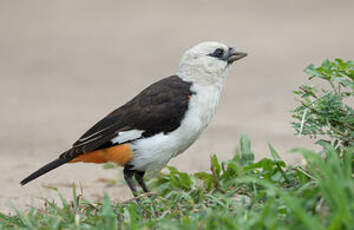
(227, 48), (247, 64)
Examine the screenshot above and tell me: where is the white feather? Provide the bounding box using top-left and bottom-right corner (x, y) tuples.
(111, 130), (144, 144)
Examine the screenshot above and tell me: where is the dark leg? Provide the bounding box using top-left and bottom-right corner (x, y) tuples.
(135, 171), (150, 193)
(123, 166), (138, 197)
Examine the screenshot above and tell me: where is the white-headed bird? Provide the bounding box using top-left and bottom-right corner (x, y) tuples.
(21, 41), (247, 196)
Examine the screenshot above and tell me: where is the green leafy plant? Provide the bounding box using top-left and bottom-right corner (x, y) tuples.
(291, 59), (354, 151)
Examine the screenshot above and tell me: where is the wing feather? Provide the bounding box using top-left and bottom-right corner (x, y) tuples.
(60, 75), (193, 160)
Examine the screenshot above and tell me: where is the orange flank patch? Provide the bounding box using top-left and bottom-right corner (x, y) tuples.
(70, 144), (133, 166)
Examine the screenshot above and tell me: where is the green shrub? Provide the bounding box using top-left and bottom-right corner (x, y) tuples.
(291, 59), (354, 151)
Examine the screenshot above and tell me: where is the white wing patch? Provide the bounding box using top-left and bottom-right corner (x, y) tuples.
(111, 130), (144, 144)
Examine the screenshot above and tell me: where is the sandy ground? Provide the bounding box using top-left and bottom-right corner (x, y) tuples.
(0, 0), (353, 213)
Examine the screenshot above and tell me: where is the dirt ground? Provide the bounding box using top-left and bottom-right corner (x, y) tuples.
(0, 0), (353, 213)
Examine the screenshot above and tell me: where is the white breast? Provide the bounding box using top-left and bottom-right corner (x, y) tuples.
(129, 83), (222, 176)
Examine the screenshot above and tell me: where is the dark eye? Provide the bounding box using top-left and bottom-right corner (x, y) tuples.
(210, 48), (225, 58)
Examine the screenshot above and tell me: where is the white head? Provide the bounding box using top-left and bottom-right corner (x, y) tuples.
(177, 41), (247, 87)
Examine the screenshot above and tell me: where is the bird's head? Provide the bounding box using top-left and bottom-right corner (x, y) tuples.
(177, 41), (247, 87)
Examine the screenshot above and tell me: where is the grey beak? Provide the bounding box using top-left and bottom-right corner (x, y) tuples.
(227, 48), (247, 64)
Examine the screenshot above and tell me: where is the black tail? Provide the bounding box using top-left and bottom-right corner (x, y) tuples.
(20, 157), (70, 185)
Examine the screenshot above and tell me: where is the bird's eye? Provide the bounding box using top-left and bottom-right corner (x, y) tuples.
(210, 48), (225, 58)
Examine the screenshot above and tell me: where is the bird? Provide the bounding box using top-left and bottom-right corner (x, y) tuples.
(20, 41), (247, 196)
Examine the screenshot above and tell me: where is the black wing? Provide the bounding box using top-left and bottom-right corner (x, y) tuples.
(60, 75), (193, 160)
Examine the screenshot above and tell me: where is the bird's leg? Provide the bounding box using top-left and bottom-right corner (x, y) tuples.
(123, 166), (138, 197)
(134, 171), (150, 193)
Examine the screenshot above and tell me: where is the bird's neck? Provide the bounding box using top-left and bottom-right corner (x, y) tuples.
(176, 68), (228, 92)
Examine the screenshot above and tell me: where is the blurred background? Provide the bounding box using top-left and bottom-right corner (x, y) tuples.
(0, 0), (353, 212)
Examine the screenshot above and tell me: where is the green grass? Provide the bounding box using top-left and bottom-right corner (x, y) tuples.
(0, 135), (353, 230)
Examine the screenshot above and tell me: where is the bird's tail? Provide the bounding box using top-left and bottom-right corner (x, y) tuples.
(20, 155), (72, 185)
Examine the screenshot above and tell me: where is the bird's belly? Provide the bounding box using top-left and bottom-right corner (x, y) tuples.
(129, 117), (204, 176)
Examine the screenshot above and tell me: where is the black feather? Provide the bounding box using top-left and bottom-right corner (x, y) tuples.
(20, 157), (71, 185)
